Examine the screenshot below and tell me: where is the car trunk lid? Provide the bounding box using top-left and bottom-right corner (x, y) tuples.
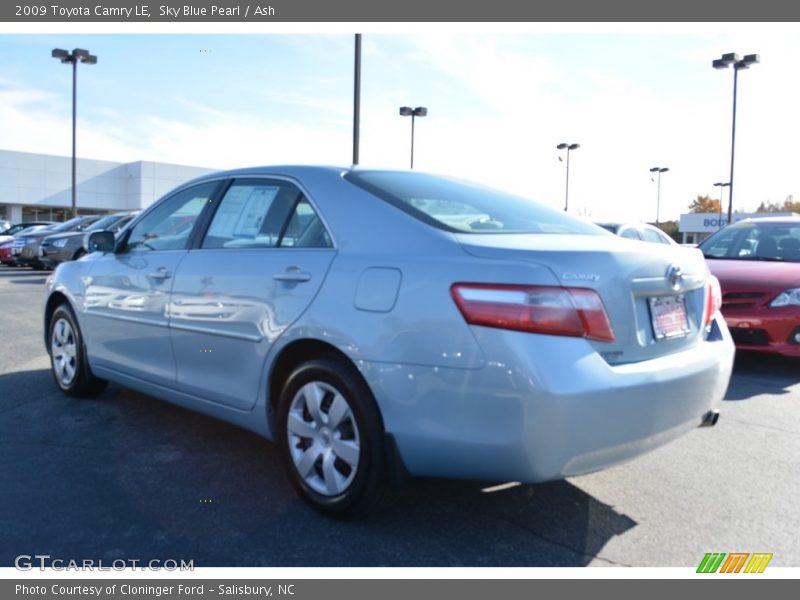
(455, 233), (711, 365)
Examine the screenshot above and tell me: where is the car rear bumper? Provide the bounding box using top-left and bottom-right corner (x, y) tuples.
(365, 318), (735, 483)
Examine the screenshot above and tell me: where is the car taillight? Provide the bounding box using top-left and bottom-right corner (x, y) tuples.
(704, 275), (722, 328)
(451, 283), (615, 342)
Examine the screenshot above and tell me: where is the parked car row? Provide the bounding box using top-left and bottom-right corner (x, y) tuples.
(2, 168), (793, 518)
(0, 213), (137, 270)
(39, 212), (138, 269)
(0, 222), (56, 267)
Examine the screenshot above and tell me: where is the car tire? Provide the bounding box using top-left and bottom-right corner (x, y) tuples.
(277, 357), (386, 518)
(49, 304), (108, 397)
(73, 249), (86, 260)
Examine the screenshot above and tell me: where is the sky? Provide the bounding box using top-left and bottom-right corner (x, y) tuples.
(1, 24), (800, 222)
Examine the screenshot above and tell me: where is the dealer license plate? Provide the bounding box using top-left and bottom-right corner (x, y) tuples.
(649, 295), (690, 340)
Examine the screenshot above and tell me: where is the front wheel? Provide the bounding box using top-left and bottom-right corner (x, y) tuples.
(49, 304), (107, 397)
(277, 358), (385, 518)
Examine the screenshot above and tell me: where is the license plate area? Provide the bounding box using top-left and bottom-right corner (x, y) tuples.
(649, 295), (690, 340)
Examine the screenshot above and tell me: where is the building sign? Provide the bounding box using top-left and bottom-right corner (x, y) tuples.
(679, 212), (799, 234)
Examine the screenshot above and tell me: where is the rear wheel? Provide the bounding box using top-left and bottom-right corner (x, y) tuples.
(277, 358), (385, 517)
(49, 304), (107, 397)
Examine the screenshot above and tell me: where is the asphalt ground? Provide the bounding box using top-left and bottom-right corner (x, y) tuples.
(1, 266), (798, 568)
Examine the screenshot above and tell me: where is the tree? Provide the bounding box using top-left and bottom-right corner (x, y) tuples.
(756, 200), (782, 213)
(658, 220), (681, 243)
(783, 195), (800, 213)
(756, 197), (800, 213)
(688, 195), (721, 213)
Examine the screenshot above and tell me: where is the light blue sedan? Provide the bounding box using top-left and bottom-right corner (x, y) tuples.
(44, 167), (735, 516)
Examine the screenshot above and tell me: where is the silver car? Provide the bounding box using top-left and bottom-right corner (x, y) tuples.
(595, 221), (678, 245)
(44, 166), (735, 516)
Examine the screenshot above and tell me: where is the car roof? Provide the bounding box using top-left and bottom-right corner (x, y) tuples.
(594, 221), (658, 230)
(187, 165), (347, 183)
(734, 216), (800, 224)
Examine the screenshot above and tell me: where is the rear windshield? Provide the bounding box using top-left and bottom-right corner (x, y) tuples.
(344, 170), (604, 235)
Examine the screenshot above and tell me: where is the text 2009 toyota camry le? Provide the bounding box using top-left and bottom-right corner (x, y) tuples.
(44, 167), (734, 516)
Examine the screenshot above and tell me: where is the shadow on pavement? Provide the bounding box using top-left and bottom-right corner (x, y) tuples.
(0, 370), (636, 567)
(725, 351), (800, 401)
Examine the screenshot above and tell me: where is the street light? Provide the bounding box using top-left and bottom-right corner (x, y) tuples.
(556, 142), (579, 212)
(52, 48), (97, 218)
(713, 52), (759, 224)
(353, 34), (361, 165)
(649, 167), (669, 227)
(713, 182), (731, 228)
(399, 106), (427, 169)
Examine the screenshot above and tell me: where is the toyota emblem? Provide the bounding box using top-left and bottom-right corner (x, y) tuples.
(666, 264), (684, 292)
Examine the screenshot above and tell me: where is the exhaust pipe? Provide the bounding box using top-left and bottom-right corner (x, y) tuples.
(699, 409), (720, 428)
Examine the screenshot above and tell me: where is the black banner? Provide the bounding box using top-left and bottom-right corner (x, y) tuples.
(3, 0), (800, 22)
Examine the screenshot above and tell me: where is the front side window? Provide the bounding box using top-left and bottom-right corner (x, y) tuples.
(344, 170), (604, 235)
(201, 179), (332, 250)
(124, 182), (216, 253)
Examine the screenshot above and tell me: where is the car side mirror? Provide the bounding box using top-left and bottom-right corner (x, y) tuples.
(85, 231), (115, 253)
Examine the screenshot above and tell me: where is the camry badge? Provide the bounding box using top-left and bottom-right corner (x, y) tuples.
(666, 264), (684, 291)
(562, 272), (600, 282)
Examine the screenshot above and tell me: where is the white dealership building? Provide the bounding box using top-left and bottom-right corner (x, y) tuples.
(678, 211), (800, 244)
(0, 149), (215, 223)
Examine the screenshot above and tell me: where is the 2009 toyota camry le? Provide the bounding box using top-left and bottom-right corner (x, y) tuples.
(43, 166), (735, 516)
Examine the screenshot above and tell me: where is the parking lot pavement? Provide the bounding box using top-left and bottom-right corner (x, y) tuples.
(1, 266), (798, 567)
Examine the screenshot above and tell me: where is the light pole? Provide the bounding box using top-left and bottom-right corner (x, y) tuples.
(399, 106), (427, 169)
(353, 34), (361, 165)
(52, 48), (97, 218)
(649, 167), (669, 227)
(713, 182), (731, 228)
(556, 142), (579, 212)
(713, 52), (759, 224)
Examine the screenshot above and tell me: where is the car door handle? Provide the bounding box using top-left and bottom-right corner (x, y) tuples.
(148, 268), (172, 280)
(273, 268), (312, 283)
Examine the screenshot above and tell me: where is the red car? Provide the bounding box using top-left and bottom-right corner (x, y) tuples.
(699, 217), (800, 357)
(0, 239), (14, 266)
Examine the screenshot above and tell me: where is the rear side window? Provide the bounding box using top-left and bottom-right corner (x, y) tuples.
(344, 170), (603, 235)
(201, 179), (332, 250)
(619, 227), (640, 240)
(642, 228), (669, 244)
(279, 199), (333, 248)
